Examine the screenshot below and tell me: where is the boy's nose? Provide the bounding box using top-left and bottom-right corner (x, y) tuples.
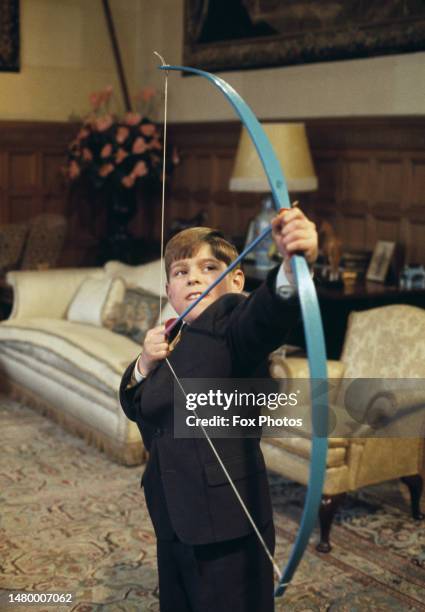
(187, 270), (201, 285)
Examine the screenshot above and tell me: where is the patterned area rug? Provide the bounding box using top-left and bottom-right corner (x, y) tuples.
(1, 397), (424, 611)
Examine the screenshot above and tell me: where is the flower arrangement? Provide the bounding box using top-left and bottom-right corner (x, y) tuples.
(66, 86), (176, 191)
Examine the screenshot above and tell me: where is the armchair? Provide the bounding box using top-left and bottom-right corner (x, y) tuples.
(263, 304), (425, 552)
(0, 222), (28, 273)
(20, 213), (67, 269)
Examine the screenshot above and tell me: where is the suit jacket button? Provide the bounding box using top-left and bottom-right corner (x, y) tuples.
(155, 427), (162, 437)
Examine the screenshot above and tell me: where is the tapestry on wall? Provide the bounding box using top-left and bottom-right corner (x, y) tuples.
(0, 0), (19, 72)
(184, 0), (425, 72)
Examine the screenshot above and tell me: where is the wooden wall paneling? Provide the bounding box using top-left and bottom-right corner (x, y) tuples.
(409, 222), (425, 264)
(409, 155), (425, 209)
(0, 121), (79, 265)
(373, 155), (404, 213)
(1, 118), (424, 268)
(211, 150), (238, 235)
(0, 152), (7, 224)
(310, 152), (341, 238)
(168, 122), (239, 240)
(42, 152), (68, 208)
(401, 153), (425, 266)
(196, 153), (213, 212)
(8, 151), (39, 222)
(343, 214), (369, 251)
(168, 150), (192, 225)
(8, 151), (37, 193)
(340, 155), (371, 213)
(8, 197), (33, 224)
(233, 192), (258, 243)
(313, 154), (339, 209)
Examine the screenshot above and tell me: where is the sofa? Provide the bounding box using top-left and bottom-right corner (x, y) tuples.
(0, 260), (176, 465)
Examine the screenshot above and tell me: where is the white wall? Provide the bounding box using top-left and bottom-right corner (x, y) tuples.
(1, 0), (424, 122)
(140, 0), (425, 122)
(0, 0), (143, 121)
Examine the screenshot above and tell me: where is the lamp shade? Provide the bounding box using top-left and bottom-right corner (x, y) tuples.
(229, 123), (318, 193)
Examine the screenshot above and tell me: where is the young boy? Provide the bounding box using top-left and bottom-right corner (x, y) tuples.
(119, 206), (318, 612)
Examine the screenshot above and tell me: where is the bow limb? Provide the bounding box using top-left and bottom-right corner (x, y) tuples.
(160, 64), (329, 597)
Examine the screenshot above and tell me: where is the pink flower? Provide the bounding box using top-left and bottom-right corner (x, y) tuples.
(95, 114), (113, 132)
(102, 85), (113, 102)
(99, 163), (114, 178)
(132, 160), (148, 178)
(116, 126), (129, 144)
(132, 137), (147, 154)
(124, 112), (142, 126)
(69, 160), (80, 179)
(82, 148), (93, 162)
(122, 175), (135, 188)
(115, 148), (128, 164)
(89, 92), (101, 110)
(77, 127), (90, 141)
(149, 137), (162, 150)
(140, 123), (156, 136)
(101, 143), (113, 158)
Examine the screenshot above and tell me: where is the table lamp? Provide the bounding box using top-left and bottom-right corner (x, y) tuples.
(229, 122), (318, 269)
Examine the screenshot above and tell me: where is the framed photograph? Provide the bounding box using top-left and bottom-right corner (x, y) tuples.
(366, 241), (396, 283)
(184, 0), (425, 73)
(0, 0), (20, 72)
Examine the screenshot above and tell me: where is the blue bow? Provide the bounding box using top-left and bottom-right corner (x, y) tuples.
(160, 64), (329, 597)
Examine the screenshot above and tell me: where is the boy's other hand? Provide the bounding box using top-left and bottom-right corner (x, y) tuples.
(138, 324), (169, 376)
(271, 203), (318, 269)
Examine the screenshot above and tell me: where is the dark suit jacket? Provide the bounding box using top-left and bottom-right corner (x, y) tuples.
(119, 267), (304, 545)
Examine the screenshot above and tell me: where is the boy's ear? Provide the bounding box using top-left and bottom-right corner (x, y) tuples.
(231, 268), (245, 293)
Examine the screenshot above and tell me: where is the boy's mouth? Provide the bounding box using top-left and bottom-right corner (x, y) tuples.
(186, 291), (203, 301)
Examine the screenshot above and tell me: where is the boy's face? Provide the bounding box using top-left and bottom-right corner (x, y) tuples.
(166, 243), (244, 323)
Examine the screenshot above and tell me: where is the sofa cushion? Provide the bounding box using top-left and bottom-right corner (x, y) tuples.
(0, 318), (140, 395)
(67, 276), (126, 327)
(104, 287), (162, 344)
(155, 300), (178, 325)
(105, 259), (167, 297)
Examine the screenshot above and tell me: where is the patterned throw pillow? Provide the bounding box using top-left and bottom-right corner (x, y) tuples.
(106, 287), (164, 345)
(67, 276), (126, 327)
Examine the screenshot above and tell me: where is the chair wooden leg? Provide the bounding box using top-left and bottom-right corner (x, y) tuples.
(317, 493), (346, 553)
(401, 475), (424, 520)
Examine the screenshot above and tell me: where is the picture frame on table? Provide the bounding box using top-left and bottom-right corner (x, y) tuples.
(366, 241), (396, 283)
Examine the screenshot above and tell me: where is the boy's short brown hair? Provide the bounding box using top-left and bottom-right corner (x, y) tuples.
(165, 227), (240, 279)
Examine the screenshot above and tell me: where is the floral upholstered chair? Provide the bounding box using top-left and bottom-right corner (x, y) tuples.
(20, 214), (67, 270)
(263, 304), (425, 552)
(0, 223), (28, 274)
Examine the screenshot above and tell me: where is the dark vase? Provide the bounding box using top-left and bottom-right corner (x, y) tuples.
(103, 186), (138, 263)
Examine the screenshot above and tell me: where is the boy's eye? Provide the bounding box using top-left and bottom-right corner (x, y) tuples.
(204, 264), (218, 271)
(174, 269), (186, 276)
